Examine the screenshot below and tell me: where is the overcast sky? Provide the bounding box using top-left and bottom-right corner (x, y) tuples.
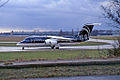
(0, 0), (113, 32)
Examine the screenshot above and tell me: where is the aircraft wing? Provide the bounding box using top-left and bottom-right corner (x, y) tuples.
(47, 36), (73, 40)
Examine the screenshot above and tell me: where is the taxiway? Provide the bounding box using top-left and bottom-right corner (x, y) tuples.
(0, 38), (116, 52)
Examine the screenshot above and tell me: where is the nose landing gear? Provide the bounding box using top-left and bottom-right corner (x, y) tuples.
(22, 47), (24, 50)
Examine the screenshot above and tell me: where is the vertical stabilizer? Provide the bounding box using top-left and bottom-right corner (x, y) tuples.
(78, 23), (101, 40)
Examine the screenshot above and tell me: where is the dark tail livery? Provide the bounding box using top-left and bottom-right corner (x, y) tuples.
(77, 23), (101, 41)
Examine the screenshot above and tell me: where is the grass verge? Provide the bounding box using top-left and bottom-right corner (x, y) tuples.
(91, 36), (120, 40)
(71, 41), (109, 46)
(0, 43), (17, 46)
(0, 64), (120, 80)
(0, 50), (108, 62)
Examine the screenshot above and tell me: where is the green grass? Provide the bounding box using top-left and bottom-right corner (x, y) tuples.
(0, 43), (17, 46)
(0, 64), (120, 80)
(71, 41), (108, 46)
(91, 36), (120, 40)
(0, 50), (108, 62)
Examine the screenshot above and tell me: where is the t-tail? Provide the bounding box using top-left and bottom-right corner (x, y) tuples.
(77, 23), (101, 41)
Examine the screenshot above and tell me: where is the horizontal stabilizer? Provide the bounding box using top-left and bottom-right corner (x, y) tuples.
(86, 23), (101, 26)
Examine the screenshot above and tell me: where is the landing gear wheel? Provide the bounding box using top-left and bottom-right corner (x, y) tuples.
(56, 47), (59, 49)
(55, 44), (60, 49)
(51, 45), (55, 49)
(22, 47), (24, 50)
(51, 44), (60, 49)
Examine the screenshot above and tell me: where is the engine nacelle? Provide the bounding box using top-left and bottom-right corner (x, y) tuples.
(45, 39), (58, 45)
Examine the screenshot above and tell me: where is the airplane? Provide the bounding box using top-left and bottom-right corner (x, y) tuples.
(17, 23), (101, 50)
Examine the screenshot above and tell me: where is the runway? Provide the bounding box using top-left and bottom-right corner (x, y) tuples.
(0, 38), (116, 52)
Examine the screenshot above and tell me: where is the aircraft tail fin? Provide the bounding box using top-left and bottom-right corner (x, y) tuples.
(78, 23), (101, 40)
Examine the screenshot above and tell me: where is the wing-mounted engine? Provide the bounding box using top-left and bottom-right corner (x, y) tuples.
(45, 39), (59, 49)
(45, 39), (57, 45)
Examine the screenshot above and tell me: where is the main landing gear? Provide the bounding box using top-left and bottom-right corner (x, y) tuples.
(51, 44), (60, 49)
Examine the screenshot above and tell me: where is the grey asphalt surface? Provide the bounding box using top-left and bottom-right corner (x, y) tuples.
(24, 75), (120, 80)
(0, 38), (116, 52)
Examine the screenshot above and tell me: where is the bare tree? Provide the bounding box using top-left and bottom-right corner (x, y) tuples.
(101, 0), (120, 29)
(101, 0), (120, 57)
(0, 0), (9, 8)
